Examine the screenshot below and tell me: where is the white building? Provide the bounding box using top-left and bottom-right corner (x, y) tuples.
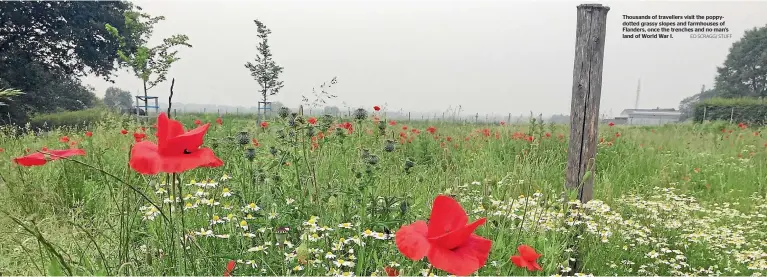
(617, 108), (681, 126)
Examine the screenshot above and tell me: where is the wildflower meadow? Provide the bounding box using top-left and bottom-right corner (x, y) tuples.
(0, 110), (765, 276)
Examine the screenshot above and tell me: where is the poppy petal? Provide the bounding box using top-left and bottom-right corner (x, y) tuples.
(162, 123), (210, 156)
(510, 255), (529, 269)
(518, 245), (541, 262)
(384, 266), (399, 276)
(157, 147), (222, 173)
(395, 220), (430, 261)
(47, 148), (86, 160)
(528, 261), (543, 271)
(428, 217), (486, 250)
(426, 234), (492, 276)
(427, 195), (469, 238)
(157, 113), (186, 148)
(195, 147), (224, 168)
(13, 153), (47, 166)
(128, 141), (162, 175)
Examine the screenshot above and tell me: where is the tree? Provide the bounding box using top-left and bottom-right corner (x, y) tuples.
(0, 1), (142, 124)
(714, 25), (767, 99)
(105, 10), (191, 114)
(0, 58), (99, 124)
(0, 1), (139, 79)
(679, 85), (718, 121)
(104, 87), (134, 110)
(244, 20), (284, 121)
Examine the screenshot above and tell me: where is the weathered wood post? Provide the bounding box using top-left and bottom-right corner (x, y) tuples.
(729, 107), (734, 123)
(565, 3), (610, 204)
(563, 4), (609, 276)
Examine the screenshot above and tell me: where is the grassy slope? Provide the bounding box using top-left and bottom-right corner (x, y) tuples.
(0, 114), (765, 276)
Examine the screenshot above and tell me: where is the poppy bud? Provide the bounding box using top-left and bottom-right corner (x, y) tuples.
(367, 155), (379, 165)
(384, 140), (396, 152)
(245, 148), (256, 161)
(237, 131), (250, 146)
(305, 126), (315, 137)
(399, 201), (409, 216)
(275, 226), (290, 245)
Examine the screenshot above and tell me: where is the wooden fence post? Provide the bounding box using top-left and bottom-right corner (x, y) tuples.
(563, 5), (609, 275)
(565, 3), (610, 204)
(729, 107), (734, 123)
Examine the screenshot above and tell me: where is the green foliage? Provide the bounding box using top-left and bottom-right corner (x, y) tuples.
(714, 25), (767, 98)
(0, 66), (99, 125)
(0, 2), (143, 124)
(0, 88), (23, 106)
(29, 108), (119, 131)
(105, 10), (191, 97)
(103, 87), (134, 110)
(1, 117), (766, 275)
(244, 19), (284, 104)
(693, 97), (767, 124)
(679, 25), (766, 118)
(0, 1), (139, 79)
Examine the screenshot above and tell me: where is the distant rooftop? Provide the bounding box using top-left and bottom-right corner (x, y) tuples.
(620, 108), (681, 117)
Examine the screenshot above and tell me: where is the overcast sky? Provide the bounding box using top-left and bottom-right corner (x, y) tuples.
(82, 0), (767, 117)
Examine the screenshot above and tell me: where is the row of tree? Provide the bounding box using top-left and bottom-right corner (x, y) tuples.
(679, 25), (767, 120)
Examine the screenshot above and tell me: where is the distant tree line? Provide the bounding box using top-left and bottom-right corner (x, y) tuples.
(679, 25), (767, 121)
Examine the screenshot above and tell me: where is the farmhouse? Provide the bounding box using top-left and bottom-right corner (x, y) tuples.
(617, 108), (681, 126)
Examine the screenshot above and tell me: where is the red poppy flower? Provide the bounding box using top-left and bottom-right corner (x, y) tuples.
(384, 266), (399, 276)
(261, 121), (269, 129)
(373, 105), (381, 111)
(395, 195), (492, 276)
(121, 129), (128, 135)
(194, 119), (202, 125)
(85, 131), (93, 137)
(500, 121), (506, 126)
(13, 149), (86, 167)
(426, 126), (437, 134)
(59, 136), (70, 143)
(608, 122), (615, 127)
(510, 244), (542, 271)
(308, 117), (317, 125)
(129, 112), (223, 174)
(223, 260), (236, 277)
(252, 138), (260, 147)
(133, 132), (146, 142)
(389, 120), (396, 126)
(216, 117), (223, 125)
